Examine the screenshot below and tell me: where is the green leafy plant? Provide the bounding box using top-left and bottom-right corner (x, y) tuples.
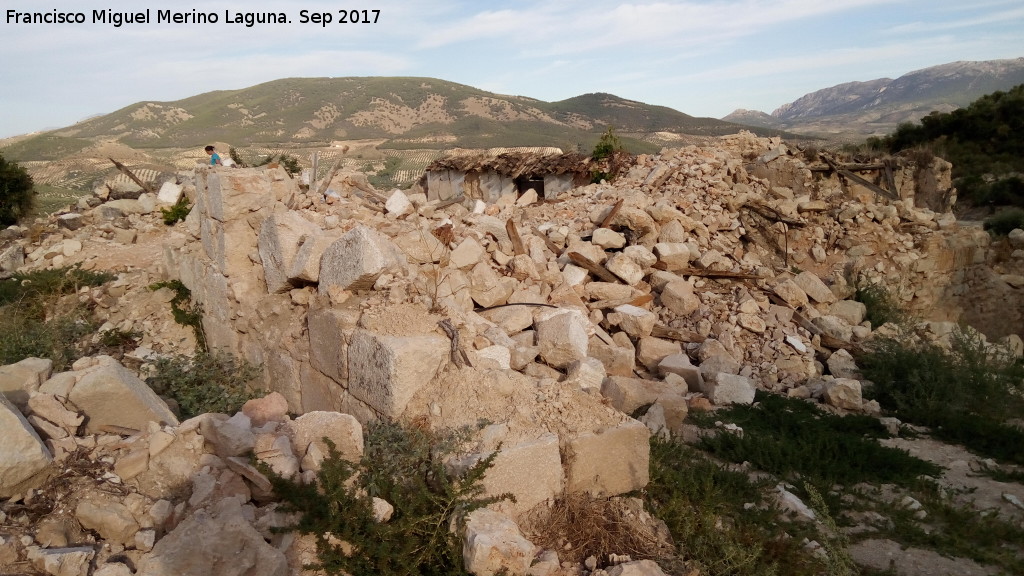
(268, 422), (509, 576)
(854, 283), (907, 328)
(0, 152), (36, 225)
(646, 440), (820, 576)
(160, 196), (192, 225)
(694, 392), (941, 488)
(256, 153), (302, 176)
(148, 280), (206, 351)
(145, 351), (260, 418)
(983, 207), (1024, 236)
(860, 329), (1024, 464)
(0, 266), (113, 369)
(228, 146), (249, 168)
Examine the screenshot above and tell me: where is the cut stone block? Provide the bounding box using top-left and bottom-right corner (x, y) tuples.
(319, 225), (406, 292)
(462, 508), (536, 576)
(534, 309), (590, 369)
(661, 279), (699, 316)
(69, 357), (180, 433)
(0, 393), (53, 498)
(347, 329), (448, 418)
(794, 271), (836, 304)
(601, 376), (684, 415)
(701, 372), (755, 405)
(258, 212), (319, 293)
(636, 336), (681, 372)
(564, 419), (650, 496)
(0, 357), (53, 409)
(658, 353), (704, 391)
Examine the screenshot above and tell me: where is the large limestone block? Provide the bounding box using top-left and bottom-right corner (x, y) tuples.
(534, 309), (590, 369)
(773, 279), (809, 308)
(829, 300), (867, 327)
(0, 393), (53, 498)
(661, 279), (699, 317)
(258, 212), (318, 293)
(564, 419), (650, 496)
(318, 225), (406, 292)
(467, 433), (564, 518)
(601, 376), (683, 415)
(28, 547), (95, 576)
(348, 329), (448, 418)
(658, 353), (703, 391)
(636, 337), (681, 371)
(811, 315), (854, 342)
(70, 357), (179, 433)
(0, 357), (53, 408)
(307, 305), (360, 383)
(589, 338), (636, 377)
(75, 492), (140, 546)
(290, 411), (364, 466)
(653, 242), (694, 269)
(0, 243), (24, 273)
(793, 271), (836, 304)
(462, 508), (536, 576)
(823, 378), (862, 411)
(204, 169), (274, 222)
(605, 253), (645, 285)
(470, 262), (513, 308)
(157, 181), (184, 205)
(701, 372), (755, 405)
(136, 499), (287, 576)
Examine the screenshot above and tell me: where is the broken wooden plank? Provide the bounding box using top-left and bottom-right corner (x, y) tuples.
(587, 294), (654, 311)
(532, 227), (564, 256)
(314, 160), (343, 198)
(599, 198), (625, 229)
(568, 251), (621, 284)
(506, 219), (527, 256)
(822, 156), (899, 202)
(651, 324), (705, 344)
(108, 158), (155, 194)
(654, 264), (763, 280)
(742, 201), (806, 228)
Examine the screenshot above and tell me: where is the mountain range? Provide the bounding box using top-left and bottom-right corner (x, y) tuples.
(722, 58), (1024, 137)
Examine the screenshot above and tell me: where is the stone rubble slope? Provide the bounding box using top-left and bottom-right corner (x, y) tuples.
(2, 130), (1023, 575)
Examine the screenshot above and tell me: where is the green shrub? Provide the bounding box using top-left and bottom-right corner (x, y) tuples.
(694, 392), (941, 488)
(145, 351), (260, 418)
(160, 196), (192, 225)
(860, 329), (1024, 464)
(591, 126), (623, 161)
(268, 422), (508, 576)
(646, 440), (820, 576)
(0, 266), (113, 369)
(148, 280), (206, 351)
(983, 207), (1024, 236)
(0, 153), (36, 225)
(854, 283), (907, 328)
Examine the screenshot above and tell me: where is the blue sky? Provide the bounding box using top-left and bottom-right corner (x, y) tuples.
(1, 0), (1022, 138)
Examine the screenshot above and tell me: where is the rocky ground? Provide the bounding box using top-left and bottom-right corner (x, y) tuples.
(1, 131), (1023, 576)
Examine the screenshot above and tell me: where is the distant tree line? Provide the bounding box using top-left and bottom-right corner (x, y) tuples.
(868, 84), (1024, 208)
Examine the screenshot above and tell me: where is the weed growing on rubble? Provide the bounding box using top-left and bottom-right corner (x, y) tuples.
(145, 351), (260, 418)
(268, 422), (509, 576)
(693, 392), (941, 489)
(854, 283), (907, 328)
(0, 265), (112, 369)
(646, 440), (820, 576)
(860, 329), (1024, 465)
(861, 478), (1024, 574)
(160, 196), (192, 225)
(148, 280), (207, 352)
(983, 207), (1024, 236)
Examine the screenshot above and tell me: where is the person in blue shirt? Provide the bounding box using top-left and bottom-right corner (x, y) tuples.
(205, 145), (223, 166)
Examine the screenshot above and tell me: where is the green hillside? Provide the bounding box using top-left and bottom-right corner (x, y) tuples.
(871, 84), (1024, 208)
(22, 76), (786, 155)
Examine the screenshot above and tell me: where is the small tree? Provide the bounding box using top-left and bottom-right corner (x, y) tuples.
(592, 126), (624, 160)
(0, 153), (35, 225)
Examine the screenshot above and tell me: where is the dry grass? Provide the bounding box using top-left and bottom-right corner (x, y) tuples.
(520, 493), (673, 567)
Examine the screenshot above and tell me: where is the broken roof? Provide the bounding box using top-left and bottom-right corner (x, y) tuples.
(425, 150), (593, 179)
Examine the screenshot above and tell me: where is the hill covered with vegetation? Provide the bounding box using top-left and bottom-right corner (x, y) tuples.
(4, 77), (788, 160)
(869, 84), (1024, 209)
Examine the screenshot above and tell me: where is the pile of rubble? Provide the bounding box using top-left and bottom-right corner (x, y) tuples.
(2, 130), (1023, 575)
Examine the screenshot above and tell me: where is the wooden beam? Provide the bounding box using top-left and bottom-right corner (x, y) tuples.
(651, 324), (705, 343)
(108, 158), (155, 194)
(506, 219), (527, 256)
(568, 251), (621, 284)
(587, 294), (654, 310)
(599, 198), (624, 229)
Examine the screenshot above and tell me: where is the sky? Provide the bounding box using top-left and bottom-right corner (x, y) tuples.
(1, 0), (1023, 138)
